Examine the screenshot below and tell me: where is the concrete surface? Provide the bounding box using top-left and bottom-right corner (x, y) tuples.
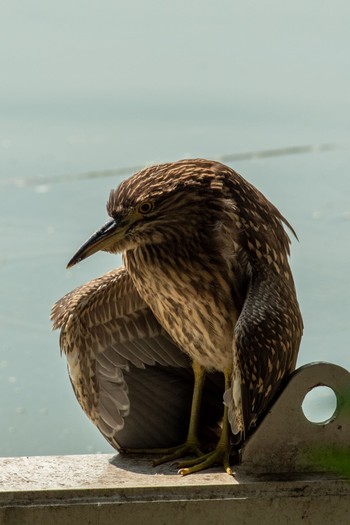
(0, 454), (349, 525)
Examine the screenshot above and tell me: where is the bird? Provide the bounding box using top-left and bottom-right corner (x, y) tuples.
(51, 158), (303, 475)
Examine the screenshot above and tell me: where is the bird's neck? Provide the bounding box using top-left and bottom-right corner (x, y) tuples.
(123, 239), (206, 285)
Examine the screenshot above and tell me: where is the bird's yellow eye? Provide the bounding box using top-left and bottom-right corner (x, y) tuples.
(138, 201), (154, 214)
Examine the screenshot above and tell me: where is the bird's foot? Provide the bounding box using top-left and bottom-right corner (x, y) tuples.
(176, 442), (233, 476)
(152, 440), (204, 467)
(121, 440), (203, 466)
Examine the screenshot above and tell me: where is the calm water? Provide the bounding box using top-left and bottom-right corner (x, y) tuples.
(1, 1), (349, 456)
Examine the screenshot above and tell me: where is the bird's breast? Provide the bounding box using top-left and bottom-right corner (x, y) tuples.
(124, 247), (237, 371)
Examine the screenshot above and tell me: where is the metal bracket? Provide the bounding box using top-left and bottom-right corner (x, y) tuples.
(239, 362), (350, 476)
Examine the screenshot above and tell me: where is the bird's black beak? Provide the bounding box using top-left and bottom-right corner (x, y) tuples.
(67, 218), (124, 269)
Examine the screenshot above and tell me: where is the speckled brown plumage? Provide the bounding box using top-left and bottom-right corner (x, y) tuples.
(51, 158), (303, 473)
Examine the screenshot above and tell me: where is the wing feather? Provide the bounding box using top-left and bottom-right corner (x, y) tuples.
(51, 266), (201, 449)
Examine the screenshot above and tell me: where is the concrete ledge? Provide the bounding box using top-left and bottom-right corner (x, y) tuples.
(0, 454), (349, 525)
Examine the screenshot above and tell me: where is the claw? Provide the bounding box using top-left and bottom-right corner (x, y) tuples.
(177, 446), (233, 476)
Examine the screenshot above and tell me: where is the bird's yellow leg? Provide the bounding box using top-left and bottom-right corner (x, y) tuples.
(177, 367), (233, 476)
(122, 361), (206, 462)
(152, 361), (205, 464)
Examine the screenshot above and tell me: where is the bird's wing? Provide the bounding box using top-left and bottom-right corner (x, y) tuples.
(220, 168), (303, 439)
(51, 266), (198, 449)
(227, 271), (303, 439)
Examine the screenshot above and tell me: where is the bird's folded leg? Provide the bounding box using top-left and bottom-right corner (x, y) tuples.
(176, 404), (232, 475)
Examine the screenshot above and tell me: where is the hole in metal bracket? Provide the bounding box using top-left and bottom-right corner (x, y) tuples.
(302, 386), (337, 424)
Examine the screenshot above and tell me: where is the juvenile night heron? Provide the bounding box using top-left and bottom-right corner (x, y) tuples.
(51, 159), (303, 475)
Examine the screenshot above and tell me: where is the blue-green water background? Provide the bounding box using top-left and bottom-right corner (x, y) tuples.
(0, 1), (349, 456)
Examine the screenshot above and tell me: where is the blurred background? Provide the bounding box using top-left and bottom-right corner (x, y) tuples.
(0, 0), (349, 456)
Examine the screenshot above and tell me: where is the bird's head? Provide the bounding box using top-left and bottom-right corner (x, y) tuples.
(67, 159), (227, 268)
